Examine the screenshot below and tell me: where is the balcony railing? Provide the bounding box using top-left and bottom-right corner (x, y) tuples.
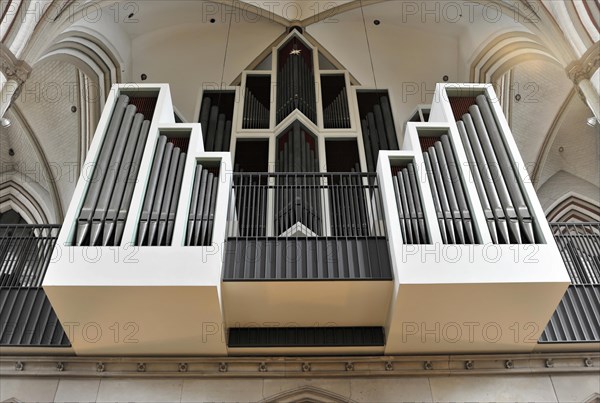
(550, 222), (600, 285)
(0, 225), (69, 346)
(226, 172), (386, 238)
(0, 225), (60, 287)
(540, 223), (600, 343)
(1, 219), (599, 345)
(224, 172), (392, 280)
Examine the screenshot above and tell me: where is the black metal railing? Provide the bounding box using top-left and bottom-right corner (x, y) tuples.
(224, 172), (391, 280)
(0, 224), (69, 346)
(0, 225), (60, 288)
(227, 172), (386, 239)
(550, 222), (600, 284)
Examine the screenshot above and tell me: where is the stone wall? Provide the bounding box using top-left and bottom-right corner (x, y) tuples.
(1, 374), (600, 402)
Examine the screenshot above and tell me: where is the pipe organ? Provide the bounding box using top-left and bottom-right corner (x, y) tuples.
(457, 95), (539, 244)
(185, 164), (219, 246)
(357, 92), (400, 172)
(136, 134), (187, 246)
(392, 162), (430, 244)
(276, 37), (317, 124)
(243, 76), (270, 129)
(45, 32), (568, 356)
(198, 92), (234, 152)
(75, 95), (151, 247)
(275, 122), (321, 236)
(321, 75), (351, 129)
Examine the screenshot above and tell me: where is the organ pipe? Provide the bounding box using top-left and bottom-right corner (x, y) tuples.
(137, 135), (187, 247)
(276, 38), (317, 124)
(452, 94), (541, 244)
(275, 123), (320, 235)
(75, 95), (151, 247)
(186, 165), (220, 247)
(199, 94), (233, 152)
(359, 93), (399, 171)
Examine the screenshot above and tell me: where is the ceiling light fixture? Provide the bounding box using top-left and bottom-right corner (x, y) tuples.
(0, 118), (11, 128)
(586, 117), (598, 127)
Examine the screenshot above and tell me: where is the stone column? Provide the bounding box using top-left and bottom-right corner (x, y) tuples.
(0, 43), (32, 118)
(566, 45), (600, 119)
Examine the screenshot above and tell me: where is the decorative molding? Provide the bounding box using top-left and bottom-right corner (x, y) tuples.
(0, 43), (32, 87)
(263, 386), (354, 403)
(566, 44), (600, 84)
(546, 194), (600, 223)
(0, 352), (597, 378)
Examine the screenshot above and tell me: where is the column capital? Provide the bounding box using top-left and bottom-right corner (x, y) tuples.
(566, 44), (600, 85)
(0, 43), (32, 87)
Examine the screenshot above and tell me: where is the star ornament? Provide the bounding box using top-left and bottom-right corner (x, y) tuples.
(290, 49), (302, 56)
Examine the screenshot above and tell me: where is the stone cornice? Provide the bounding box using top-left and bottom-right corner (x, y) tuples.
(566, 43), (600, 84)
(0, 43), (32, 86)
(0, 352), (598, 378)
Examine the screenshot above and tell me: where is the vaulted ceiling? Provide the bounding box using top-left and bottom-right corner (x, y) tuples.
(1, 0), (598, 223)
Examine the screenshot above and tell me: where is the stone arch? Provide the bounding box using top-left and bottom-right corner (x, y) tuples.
(262, 385), (354, 403)
(546, 193), (600, 223)
(469, 32), (560, 83)
(0, 174), (54, 224)
(584, 392), (600, 403)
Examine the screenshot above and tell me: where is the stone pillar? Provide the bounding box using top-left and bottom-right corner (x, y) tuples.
(566, 45), (600, 119)
(0, 42), (32, 118)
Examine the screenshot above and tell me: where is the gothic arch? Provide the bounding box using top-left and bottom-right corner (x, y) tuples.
(0, 178), (52, 224)
(584, 392), (600, 403)
(262, 385), (355, 403)
(469, 31), (560, 83)
(546, 193), (600, 223)
(8, 104), (63, 222)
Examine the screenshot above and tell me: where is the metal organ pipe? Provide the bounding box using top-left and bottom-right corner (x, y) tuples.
(192, 169), (208, 245)
(276, 43), (316, 124)
(423, 152), (448, 243)
(373, 105), (389, 150)
(358, 93), (400, 171)
(115, 120), (151, 244)
(76, 95), (129, 246)
(166, 153), (186, 243)
(457, 120), (507, 244)
(156, 147), (181, 246)
(187, 165), (203, 246)
(440, 135), (475, 244)
(136, 134), (187, 247)
(75, 95), (157, 247)
(89, 104), (137, 246)
(428, 146), (456, 244)
(475, 95), (537, 244)
(215, 114), (226, 150)
(186, 165), (220, 247)
(198, 95), (233, 152)
(408, 164), (428, 243)
(380, 96), (399, 149)
(103, 113), (145, 246)
(434, 141), (465, 244)
(147, 142), (174, 245)
(275, 124), (320, 236)
(467, 105), (522, 244)
(206, 105), (219, 151)
(361, 119), (375, 172)
(199, 97), (212, 131)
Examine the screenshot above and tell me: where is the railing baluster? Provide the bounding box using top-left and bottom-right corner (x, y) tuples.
(549, 223), (600, 285)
